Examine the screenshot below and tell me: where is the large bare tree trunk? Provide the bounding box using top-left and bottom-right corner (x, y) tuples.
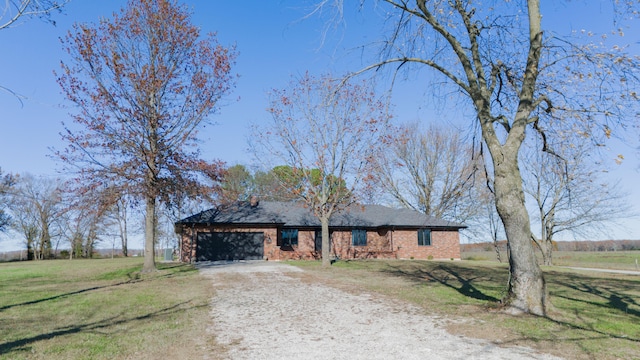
(142, 195), (157, 273)
(321, 216), (331, 267)
(480, 0), (546, 316)
(492, 147), (547, 315)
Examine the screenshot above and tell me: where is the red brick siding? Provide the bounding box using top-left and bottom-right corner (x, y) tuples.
(329, 230), (394, 259)
(179, 225), (460, 262)
(276, 230), (320, 261)
(393, 230), (461, 260)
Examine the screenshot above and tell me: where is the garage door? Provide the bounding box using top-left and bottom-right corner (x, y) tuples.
(196, 232), (264, 261)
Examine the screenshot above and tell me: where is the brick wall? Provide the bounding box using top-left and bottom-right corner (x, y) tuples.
(179, 225), (460, 262)
(329, 230), (395, 259)
(393, 229), (461, 260)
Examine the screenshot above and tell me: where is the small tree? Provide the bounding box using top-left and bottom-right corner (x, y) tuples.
(56, 0), (235, 272)
(523, 139), (632, 265)
(60, 183), (118, 259)
(0, 168), (16, 232)
(252, 73), (391, 266)
(110, 194), (132, 257)
(9, 174), (65, 259)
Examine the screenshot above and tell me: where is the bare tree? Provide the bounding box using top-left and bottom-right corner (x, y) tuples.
(523, 139), (632, 266)
(55, 0), (235, 272)
(9, 174), (65, 259)
(486, 197), (504, 263)
(61, 205), (107, 259)
(0, 168), (16, 232)
(313, 0), (640, 315)
(373, 122), (483, 223)
(0, 0), (67, 30)
(1, 0), (68, 100)
(61, 184), (124, 259)
(252, 73), (391, 266)
(110, 194), (132, 257)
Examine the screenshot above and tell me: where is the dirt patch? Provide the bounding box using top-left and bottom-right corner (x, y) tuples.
(199, 261), (562, 359)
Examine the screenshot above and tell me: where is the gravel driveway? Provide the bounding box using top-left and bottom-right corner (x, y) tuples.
(199, 261), (561, 360)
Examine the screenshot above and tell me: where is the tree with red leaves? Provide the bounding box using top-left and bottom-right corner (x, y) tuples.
(56, 0), (236, 272)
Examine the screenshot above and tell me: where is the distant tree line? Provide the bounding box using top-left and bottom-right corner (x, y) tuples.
(463, 239), (640, 253)
(0, 173), (131, 260)
(0, 171), (198, 260)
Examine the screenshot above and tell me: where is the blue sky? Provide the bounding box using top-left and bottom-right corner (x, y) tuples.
(1, 1), (639, 251)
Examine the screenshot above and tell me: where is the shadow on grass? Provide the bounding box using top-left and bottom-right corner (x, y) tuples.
(0, 280), (137, 313)
(0, 300), (205, 355)
(0, 271), (142, 313)
(382, 262), (500, 302)
(379, 262), (640, 345)
(156, 263), (198, 278)
(0, 263), (194, 313)
(541, 271), (640, 343)
(548, 272), (640, 319)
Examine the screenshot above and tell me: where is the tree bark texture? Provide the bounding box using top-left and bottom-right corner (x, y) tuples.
(142, 195), (157, 273)
(321, 216), (331, 267)
(493, 156), (547, 315)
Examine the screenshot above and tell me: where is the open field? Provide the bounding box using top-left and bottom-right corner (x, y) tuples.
(463, 250), (640, 271)
(1, 255), (639, 359)
(0, 258), (215, 359)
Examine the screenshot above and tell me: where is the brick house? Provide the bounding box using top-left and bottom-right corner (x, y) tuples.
(175, 199), (465, 262)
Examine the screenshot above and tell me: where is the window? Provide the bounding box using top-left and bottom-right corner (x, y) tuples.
(314, 230), (322, 251)
(418, 229), (431, 246)
(281, 229), (298, 246)
(352, 229), (367, 246)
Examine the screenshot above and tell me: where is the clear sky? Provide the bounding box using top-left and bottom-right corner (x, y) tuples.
(1, 1), (638, 251)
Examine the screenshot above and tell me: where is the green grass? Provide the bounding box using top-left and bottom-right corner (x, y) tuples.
(552, 250), (640, 270)
(3, 255), (638, 359)
(0, 258), (217, 360)
(289, 259), (640, 360)
(463, 250), (640, 271)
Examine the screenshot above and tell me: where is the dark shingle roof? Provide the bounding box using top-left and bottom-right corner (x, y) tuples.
(176, 201), (465, 230)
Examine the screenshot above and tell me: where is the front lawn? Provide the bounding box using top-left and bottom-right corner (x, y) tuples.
(0, 258), (218, 360)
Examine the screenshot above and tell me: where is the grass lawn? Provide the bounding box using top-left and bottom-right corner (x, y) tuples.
(2, 255), (639, 359)
(463, 250), (640, 271)
(0, 258), (217, 360)
(290, 259), (640, 360)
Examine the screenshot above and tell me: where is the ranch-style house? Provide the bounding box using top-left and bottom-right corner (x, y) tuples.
(175, 199), (465, 262)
